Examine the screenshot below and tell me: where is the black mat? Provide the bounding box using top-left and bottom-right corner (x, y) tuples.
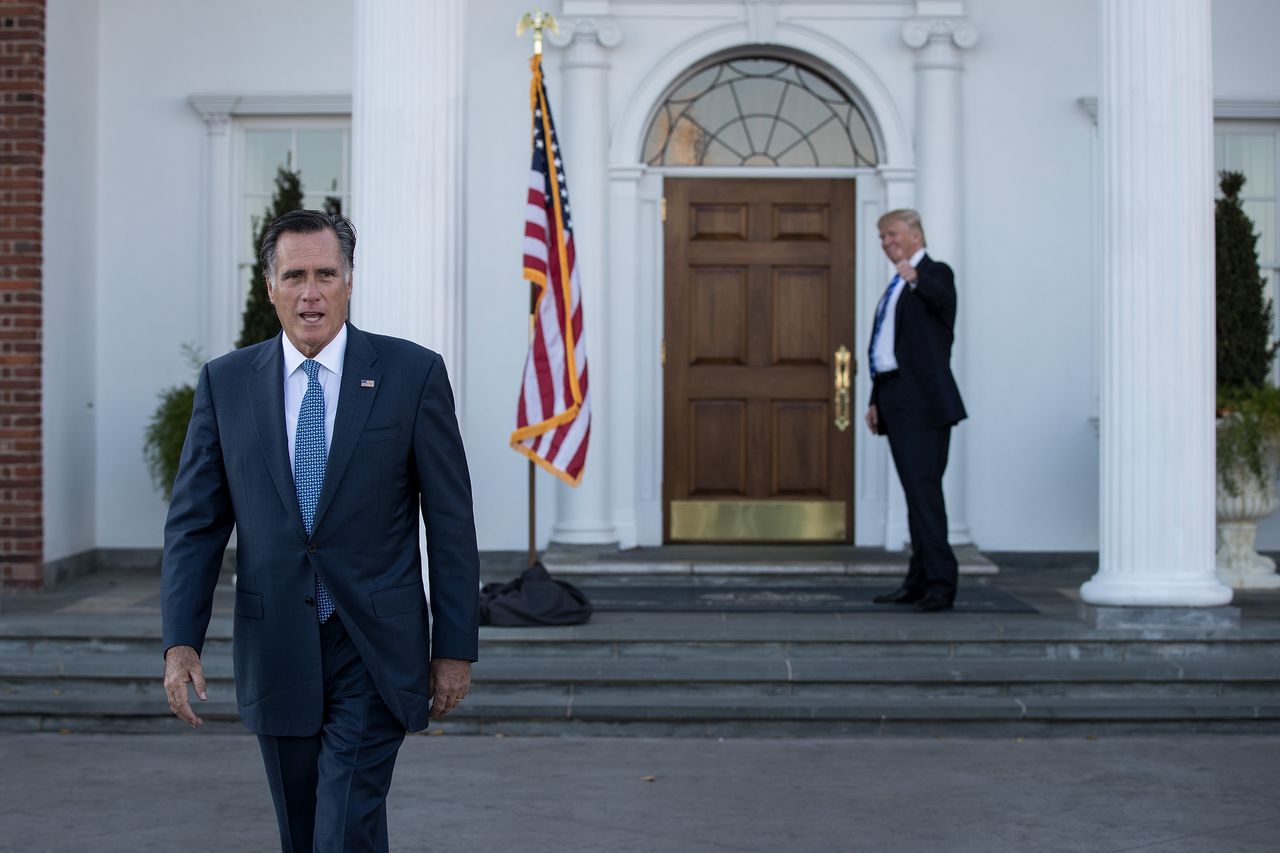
(575, 584), (1037, 614)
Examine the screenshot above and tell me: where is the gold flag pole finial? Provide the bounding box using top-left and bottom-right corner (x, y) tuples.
(516, 10), (558, 56)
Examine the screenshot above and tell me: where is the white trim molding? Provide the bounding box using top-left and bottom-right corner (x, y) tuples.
(187, 93), (353, 360)
(601, 13), (918, 547)
(188, 93), (352, 120)
(609, 22), (911, 169)
(1077, 97), (1280, 123)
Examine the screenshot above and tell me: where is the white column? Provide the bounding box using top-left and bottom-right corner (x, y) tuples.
(546, 17), (622, 545)
(188, 96), (238, 358)
(1080, 0), (1231, 607)
(350, 0), (466, 393)
(608, 166), (644, 549)
(902, 17), (978, 546)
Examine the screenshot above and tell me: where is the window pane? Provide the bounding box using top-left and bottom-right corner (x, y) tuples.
(244, 130), (292, 193)
(669, 66), (720, 103)
(297, 129), (345, 196)
(685, 83), (739, 142)
(1244, 200), (1275, 264)
(643, 109), (673, 164)
(1221, 133), (1275, 195)
(808, 119), (856, 167)
(1242, 135), (1276, 196)
(642, 55), (876, 167)
(664, 117), (708, 166)
(243, 192), (273, 256)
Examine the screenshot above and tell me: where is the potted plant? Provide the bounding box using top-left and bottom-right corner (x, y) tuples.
(1215, 171), (1280, 588)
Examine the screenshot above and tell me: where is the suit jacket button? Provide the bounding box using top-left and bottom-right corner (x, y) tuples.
(307, 544), (317, 554)
(304, 596), (315, 607)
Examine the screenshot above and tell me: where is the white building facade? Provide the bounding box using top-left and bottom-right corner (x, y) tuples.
(38, 1), (1280, 601)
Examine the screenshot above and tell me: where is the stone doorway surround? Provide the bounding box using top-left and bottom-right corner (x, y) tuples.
(588, 4), (972, 552)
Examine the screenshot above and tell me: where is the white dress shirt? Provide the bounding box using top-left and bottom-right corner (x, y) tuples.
(871, 246), (927, 374)
(282, 324), (346, 471)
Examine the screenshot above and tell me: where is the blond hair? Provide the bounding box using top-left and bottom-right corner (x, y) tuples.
(877, 209), (926, 245)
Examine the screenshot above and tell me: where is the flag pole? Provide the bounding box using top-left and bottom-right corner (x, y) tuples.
(528, 287), (537, 567)
(518, 9), (557, 568)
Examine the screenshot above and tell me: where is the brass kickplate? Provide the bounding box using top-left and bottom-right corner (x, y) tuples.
(670, 500), (847, 542)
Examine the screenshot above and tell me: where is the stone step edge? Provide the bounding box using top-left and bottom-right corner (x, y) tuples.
(8, 622), (1280, 644)
(4, 694), (1280, 722)
(542, 561), (998, 576)
(4, 655), (1280, 684)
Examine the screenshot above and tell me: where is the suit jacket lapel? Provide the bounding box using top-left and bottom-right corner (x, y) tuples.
(247, 335), (307, 538)
(312, 324), (381, 534)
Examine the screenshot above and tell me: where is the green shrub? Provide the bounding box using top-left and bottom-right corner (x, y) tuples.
(1216, 171), (1276, 392)
(1217, 384), (1280, 496)
(1216, 171), (1280, 495)
(143, 346), (201, 501)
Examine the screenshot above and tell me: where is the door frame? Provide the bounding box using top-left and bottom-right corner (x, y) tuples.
(604, 165), (907, 549)
(660, 176), (857, 543)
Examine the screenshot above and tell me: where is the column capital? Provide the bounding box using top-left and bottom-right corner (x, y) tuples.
(187, 94), (237, 133)
(548, 15), (623, 51)
(902, 17), (979, 69)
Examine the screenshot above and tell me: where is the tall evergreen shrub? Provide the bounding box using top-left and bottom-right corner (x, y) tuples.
(236, 167), (304, 348)
(1217, 171), (1276, 393)
(1215, 171), (1280, 494)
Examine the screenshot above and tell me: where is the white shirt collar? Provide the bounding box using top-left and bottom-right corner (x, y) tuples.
(282, 323), (347, 379)
(908, 246), (926, 268)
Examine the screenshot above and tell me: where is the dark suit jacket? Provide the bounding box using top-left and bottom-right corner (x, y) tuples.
(869, 254), (967, 429)
(161, 323), (480, 737)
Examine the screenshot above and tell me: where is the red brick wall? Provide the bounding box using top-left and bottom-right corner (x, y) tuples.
(0, 0), (44, 590)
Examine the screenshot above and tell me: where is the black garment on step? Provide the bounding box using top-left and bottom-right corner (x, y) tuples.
(479, 562), (593, 626)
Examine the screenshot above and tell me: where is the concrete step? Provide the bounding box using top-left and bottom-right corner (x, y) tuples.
(3, 653), (1280, 720)
(4, 607), (1280, 734)
(537, 544), (999, 576)
(4, 691), (1280, 736)
(5, 614), (1280, 661)
(4, 651), (1280, 685)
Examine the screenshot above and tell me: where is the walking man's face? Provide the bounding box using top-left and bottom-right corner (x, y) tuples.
(879, 219), (923, 264)
(268, 228), (352, 358)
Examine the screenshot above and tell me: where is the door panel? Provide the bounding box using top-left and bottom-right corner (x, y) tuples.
(690, 400), (747, 496)
(663, 178), (856, 542)
(690, 267), (748, 364)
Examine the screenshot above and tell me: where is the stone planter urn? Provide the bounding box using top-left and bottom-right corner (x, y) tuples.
(1216, 443), (1280, 589)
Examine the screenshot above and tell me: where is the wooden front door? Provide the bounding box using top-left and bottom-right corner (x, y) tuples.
(663, 178), (856, 542)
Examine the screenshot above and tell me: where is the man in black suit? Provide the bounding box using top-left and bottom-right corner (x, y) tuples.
(161, 210), (480, 852)
(866, 209), (967, 612)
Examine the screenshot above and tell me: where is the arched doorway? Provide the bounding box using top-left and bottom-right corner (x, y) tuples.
(644, 52), (879, 542)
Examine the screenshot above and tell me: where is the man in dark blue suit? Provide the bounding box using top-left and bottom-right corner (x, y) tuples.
(161, 210), (479, 852)
(866, 209), (967, 612)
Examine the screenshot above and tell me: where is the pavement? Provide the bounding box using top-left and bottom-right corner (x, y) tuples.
(2, 731), (1279, 852)
(4, 554), (1280, 850)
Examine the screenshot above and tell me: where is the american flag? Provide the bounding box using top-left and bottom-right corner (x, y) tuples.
(510, 56), (590, 486)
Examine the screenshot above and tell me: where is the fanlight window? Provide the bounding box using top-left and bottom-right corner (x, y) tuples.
(643, 57), (877, 168)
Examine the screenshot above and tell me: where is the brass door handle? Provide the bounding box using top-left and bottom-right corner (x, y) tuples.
(834, 346), (852, 432)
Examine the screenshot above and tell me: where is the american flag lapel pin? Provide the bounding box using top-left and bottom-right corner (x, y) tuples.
(361, 379), (376, 388)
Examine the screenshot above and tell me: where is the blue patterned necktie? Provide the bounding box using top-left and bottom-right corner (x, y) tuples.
(867, 274), (902, 379)
(295, 359), (334, 623)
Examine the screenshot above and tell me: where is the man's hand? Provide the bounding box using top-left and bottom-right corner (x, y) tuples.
(428, 658), (472, 719)
(865, 405), (880, 435)
(164, 644), (207, 728)
(895, 260), (917, 284)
